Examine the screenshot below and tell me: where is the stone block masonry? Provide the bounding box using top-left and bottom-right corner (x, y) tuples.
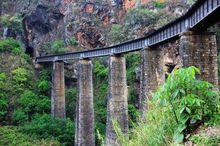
(51, 61), (66, 118)
(75, 59), (95, 146)
(106, 55), (129, 146)
(180, 31), (218, 87)
(139, 48), (165, 115)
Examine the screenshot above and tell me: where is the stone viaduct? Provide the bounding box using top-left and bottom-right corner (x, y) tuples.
(36, 0), (220, 145)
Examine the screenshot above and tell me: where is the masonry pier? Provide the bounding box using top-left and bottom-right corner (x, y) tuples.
(51, 61), (66, 118)
(139, 48), (165, 114)
(106, 55), (128, 146)
(180, 31), (218, 87)
(75, 59), (95, 146)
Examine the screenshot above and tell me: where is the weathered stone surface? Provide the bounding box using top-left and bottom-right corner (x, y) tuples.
(75, 59), (95, 146)
(106, 55), (128, 146)
(180, 31), (218, 87)
(51, 61), (66, 118)
(139, 48), (165, 114)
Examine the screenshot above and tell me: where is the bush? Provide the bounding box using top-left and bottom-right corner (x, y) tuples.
(44, 40), (67, 54)
(13, 90), (50, 124)
(69, 37), (78, 46)
(0, 126), (60, 146)
(37, 80), (51, 93)
(108, 24), (126, 43)
(116, 67), (219, 145)
(65, 88), (77, 119)
(0, 13), (23, 32)
(20, 114), (74, 145)
(154, 66), (219, 143)
(0, 38), (22, 54)
(125, 8), (157, 28)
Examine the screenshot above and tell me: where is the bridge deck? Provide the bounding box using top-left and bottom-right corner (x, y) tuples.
(36, 0), (220, 63)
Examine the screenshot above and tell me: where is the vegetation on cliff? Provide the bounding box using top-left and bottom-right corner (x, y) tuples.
(0, 0), (220, 146)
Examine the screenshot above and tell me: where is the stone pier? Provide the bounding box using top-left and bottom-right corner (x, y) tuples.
(139, 48), (165, 115)
(180, 31), (218, 86)
(75, 59), (95, 146)
(106, 55), (128, 146)
(51, 61), (66, 118)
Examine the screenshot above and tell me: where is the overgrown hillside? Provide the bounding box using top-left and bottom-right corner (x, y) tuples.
(0, 0), (220, 145)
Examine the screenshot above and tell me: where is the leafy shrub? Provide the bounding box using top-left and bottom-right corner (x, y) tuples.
(125, 8), (157, 28)
(0, 13), (23, 32)
(13, 90), (50, 123)
(0, 38), (21, 54)
(151, 1), (166, 8)
(12, 109), (28, 124)
(69, 37), (78, 46)
(93, 60), (108, 80)
(0, 74), (7, 115)
(108, 24), (126, 43)
(11, 68), (31, 94)
(154, 66), (219, 143)
(20, 114), (74, 145)
(125, 53), (140, 84)
(12, 68), (29, 84)
(0, 126), (60, 146)
(65, 88), (77, 119)
(44, 40), (67, 54)
(37, 80), (51, 93)
(116, 67), (219, 145)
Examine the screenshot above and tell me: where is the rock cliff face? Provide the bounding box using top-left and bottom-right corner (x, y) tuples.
(0, 0), (193, 57)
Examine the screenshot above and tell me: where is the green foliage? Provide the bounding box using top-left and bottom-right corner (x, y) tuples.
(20, 114), (74, 145)
(126, 53), (140, 84)
(69, 37), (78, 46)
(190, 134), (220, 146)
(12, 68), (29, 85)
(93, 59), (108, 79)
(151, 1), (166, 8)
(11, 67), (32, 94)
(0, 38), (22, 54)
(0, 74), (7, 113)
(13, 90), (50, 124)
(44, 40), (67, 54)
(108, 24), (126, 43)
(92, 59), (108, 144)
(117, 67), (219, 145)
(0, 13), (23, 32)
(65, 88), (77, 119)
(125, 8), (156, 28)
(154, 66), (219, 143)
(0, 126), (60, 146)
(37, 80), (51, 93)
(12, 109), (28, 124)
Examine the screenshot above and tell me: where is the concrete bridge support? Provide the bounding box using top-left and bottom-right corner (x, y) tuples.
(139, 48), (165, 115)
(106, 55), (128, 146)
(51, 61), (66, 118)
(75, 59), (95, 146)
(180, 31), (218, 86)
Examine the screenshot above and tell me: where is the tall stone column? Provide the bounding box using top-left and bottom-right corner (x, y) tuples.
(180, 31), (218, 86)
(75, 59), (95, 146)
(139, 48), (165, 114)
(106, 55), (128, 146)
(51, 61), (66, 118)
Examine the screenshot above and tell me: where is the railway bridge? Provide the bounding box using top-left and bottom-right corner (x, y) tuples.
(36, 0), (220, 145)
